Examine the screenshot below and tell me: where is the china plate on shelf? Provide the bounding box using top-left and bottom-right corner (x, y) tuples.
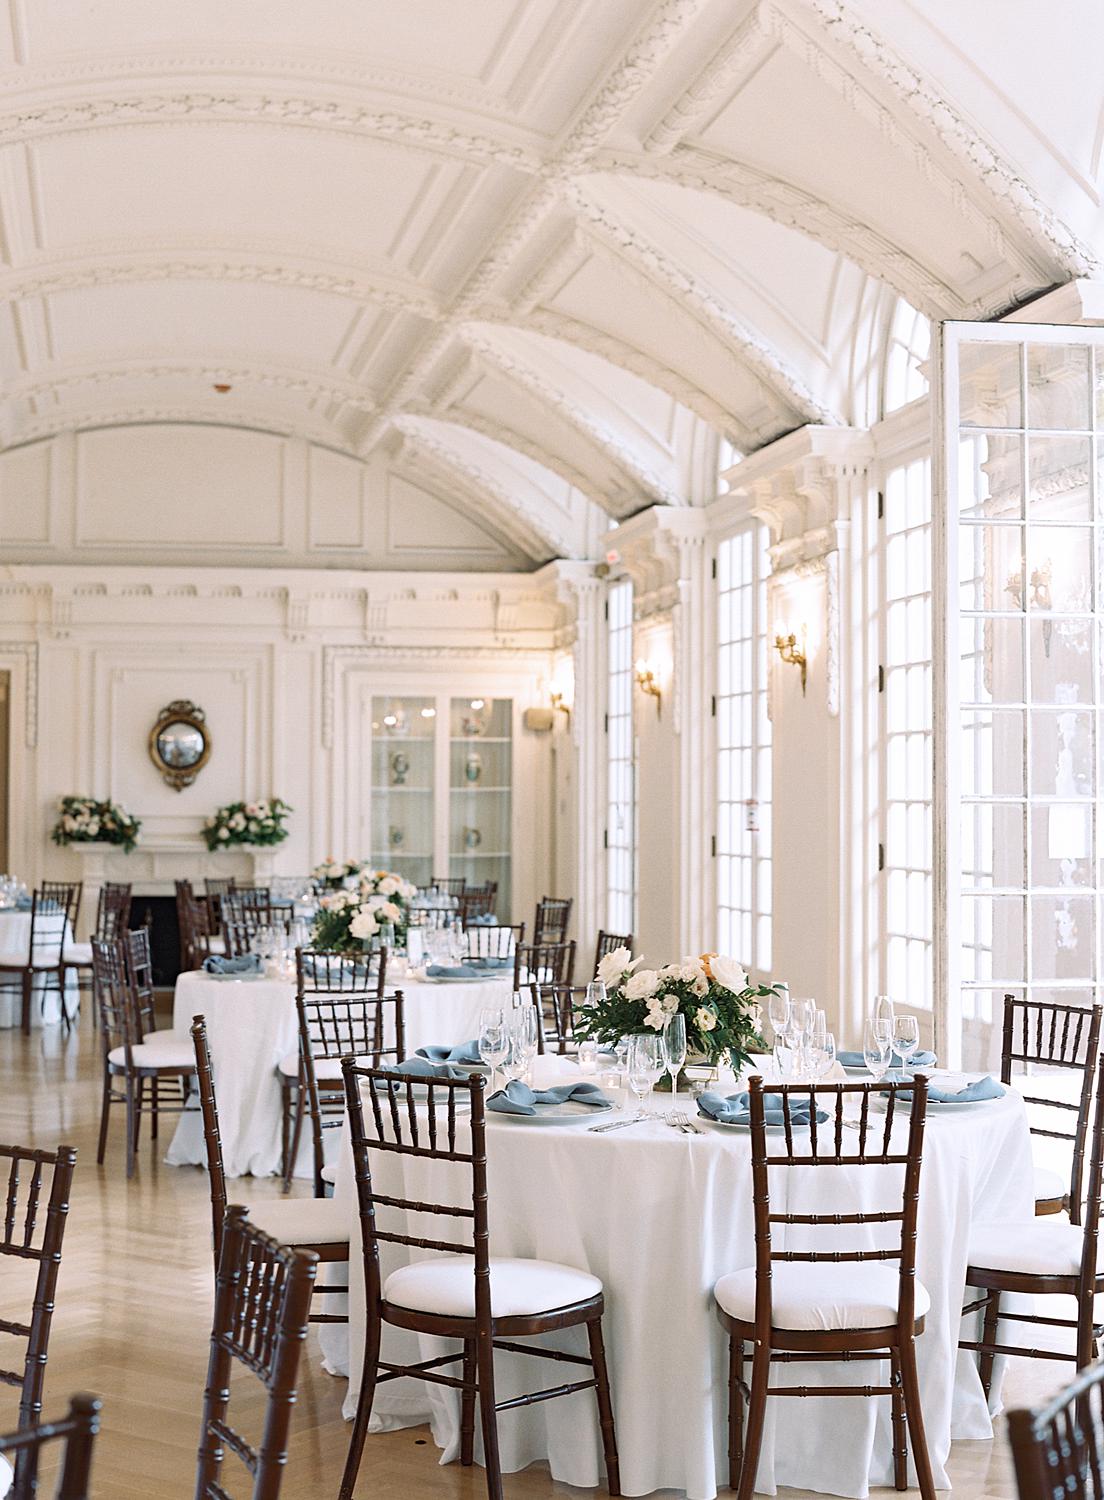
(488, 1101), (613, 1126)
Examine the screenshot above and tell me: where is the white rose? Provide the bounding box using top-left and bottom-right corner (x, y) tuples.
(378, 901), (401, 923)
(695, 1006), (718, 1032)
(349, 910), (379, 940)
(230, 813), (246, 831)
(377, 875), (401, 897)
(400, 881), (418, 900)
(217, 827), (230, 841)
(645, 1004), (666, 1031)
(661, 993), (679, 1014)
(692, 973), (709, 997)
(342, 874), (359, 890)
(365, 893), (386, 910)
(245, 802), (259, 817)
(87, 819), (100, 836)
(711, 956), (749, 995)
(597, 947), (634, 985)
(624, 969), (659, 1002)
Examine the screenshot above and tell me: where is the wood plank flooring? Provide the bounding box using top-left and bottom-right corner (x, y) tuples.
(0, 1009), (1056, 1498)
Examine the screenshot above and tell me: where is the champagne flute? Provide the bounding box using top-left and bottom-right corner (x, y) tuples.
(791, 998), (816, 1080)
(478, 1007), (508, 1092)
(627, 1034), (666, 1117)
(768, 988), (791, 1044)
(892, 1014), (920, 1072)
(663, 1012), (688, 1097)
(873, 995), (895, 1050)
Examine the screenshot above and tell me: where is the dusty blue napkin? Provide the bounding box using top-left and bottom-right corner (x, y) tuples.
(202, 953), (263, 976)
(696, 1090), (828, 1126)
(469, 913), (499, 925)
(380, 1057), (471, 1083)
(487, 1080), (613, 1115)
(896, 1074), (1004, 1104)
(14, 896), (32, 911)
(467, 956), (511, 970)
(426, 963), (481, 979)
(838, 1048), (937, 1070)
(416, 1039), (482, 1065)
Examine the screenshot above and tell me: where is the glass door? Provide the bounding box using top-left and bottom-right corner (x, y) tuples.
(936, 322), (1104, 1069)
(448, 697), (512, 915)
(369, 695), (436, 889)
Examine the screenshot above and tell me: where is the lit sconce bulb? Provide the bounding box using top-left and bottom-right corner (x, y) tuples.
(420, 707), (436, 719)
(382, 714), (398, 728)
(470, 699), (485, 710)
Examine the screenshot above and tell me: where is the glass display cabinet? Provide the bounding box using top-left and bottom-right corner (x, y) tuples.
(369, 695), (436, 890)
(449, 697), (512, 910)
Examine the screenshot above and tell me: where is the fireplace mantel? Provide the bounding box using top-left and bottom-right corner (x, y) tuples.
(71, 840), (279, 937)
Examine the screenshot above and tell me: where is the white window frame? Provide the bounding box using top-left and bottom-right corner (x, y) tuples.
(605, 578), (636, 936)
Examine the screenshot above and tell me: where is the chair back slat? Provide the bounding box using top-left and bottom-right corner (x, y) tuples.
(296, 947), (387, 1000)
(91, 938), (138, 1058)
(196, 1207), (316, 1500)
(124, 927), (157, 1039)
(747, 1075), (927, 1336)
(221, 888), (275, 925)
(533, 896), (572, 944)
(191, 1017), (228, 1272)
(29, 888), (76, 966)
(1001, 995), (1102, 1218)
(529, 982), (586, 1053)
(223, 920), (292, 959)
(465, 923), (523, 962)
(457, 888), (496, 923)
(342, 1062), (489, 1318)
(592, 930), (632, 979)
(1009, 1357), (1104, 1500)
(94, 882), (132, 943)
(0, 1393), (101, 1500)
(429, 877), (467, 898)
(515, 939), (575, 992)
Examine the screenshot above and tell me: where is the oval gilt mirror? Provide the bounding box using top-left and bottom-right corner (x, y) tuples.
(149, 700), (211, 790)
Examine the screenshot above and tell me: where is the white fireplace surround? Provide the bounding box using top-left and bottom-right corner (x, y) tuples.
(72, 840), (279, 938)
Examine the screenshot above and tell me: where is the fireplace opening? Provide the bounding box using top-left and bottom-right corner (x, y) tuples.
(129, 894), (181, 989)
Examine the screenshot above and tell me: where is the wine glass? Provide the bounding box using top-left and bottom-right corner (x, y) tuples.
(790, 998), (816, 1079)
(585, 980), (608, 1009)
(811, 1030), (836, 1079)
(892, 1014), (920, 1071)
(627, 1034), (666, 1117)
(512, 1005), (539, 1080)
(768, 988), (791, 1043)
(663, 1012), (687, 1097)
(862, 1019), (891, 1082)
(873, 995), (895, 1050)
(478, 1007), (508, 1092)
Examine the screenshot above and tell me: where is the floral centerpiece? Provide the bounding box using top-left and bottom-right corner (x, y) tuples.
(51, 796), (141, 853)
(575, 948), (778, 1074)
(310, 868), (418, 953)
(310, 857), (369, 891)
(202, 798), (291, 851)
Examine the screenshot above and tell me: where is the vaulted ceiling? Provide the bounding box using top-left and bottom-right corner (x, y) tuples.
(0, 0), (1100, 565)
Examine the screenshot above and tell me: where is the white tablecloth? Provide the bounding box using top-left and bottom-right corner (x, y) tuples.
(0, 910), (77, 1028)
(320, 1063), (1034, 1499)
(167, 967), (515, 1178)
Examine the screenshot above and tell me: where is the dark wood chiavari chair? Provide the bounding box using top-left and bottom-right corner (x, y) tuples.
(464, 921), (523, 963)
(222, 887), (276, 926)
(457, 887), (496, 923)
(529, 982), (587, 1054)
(175, 880), (218, 972)
(338, 1059), (620, 1500)
(65, 880), (133, 986)
(92, 937), (195, 1179)
(962, 1049), (1104, 1393)
(533, 895), (572, 944)
(286, 955), (404, 1198)
(715, 1074), (934, 1500)
(0, 1393), (100, 1500)
(195, 1206), (317, 1500)
(0, 1142), (77, 1496)
(278, 947), (391, 1189)
(222, 918), (293, 959)
(203, 876), (236, 935)
(593, 930), (633, 978)
(430, 876), (467, 897)
(999, 994), (1102, 1217)
(514, 938), (575, 993)
(1008, 1357), (1104, 1500)
(0, 885), (80, 1036)
(190, 1019), (350, 1327)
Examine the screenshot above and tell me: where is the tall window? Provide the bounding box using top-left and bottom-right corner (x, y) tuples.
(880, 456), (934, 1020)
(883, 298), (931, 415)
(606, 578), (636, 935)
(716, 526), (771, 977)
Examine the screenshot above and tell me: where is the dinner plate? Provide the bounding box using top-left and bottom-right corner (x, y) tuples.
(488, 1100), (613, 1125)
(422, 973), (491, 984)
(201, 971), (267, 983)
(698, 1117), (805, 1134)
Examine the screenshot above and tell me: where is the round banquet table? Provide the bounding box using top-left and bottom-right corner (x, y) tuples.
(0, 909), (77, 1028)
(166, 966), (516, 1179)
(319, 1061), (1035, 1500)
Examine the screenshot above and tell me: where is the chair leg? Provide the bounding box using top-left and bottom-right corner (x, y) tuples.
(283, 1090), (305, 1195)
(728, 1336), (745, 1492)
(899, 1333), (936, 1500)
(124, 1078), (137, 1180)
(475, 1327), (503, 1500)
(460, 1338), (477, 1466)
(890, 1349), (907, 1490)
(96, 1072), (112, 1165)
(338, 1308), (382, 1500)
(586, 1316), (620, 1496)
(131, 1078), (145, 1159)
(57, 967), (72, 1031)
(735, 1344), (770, 1500)
(151, 1077), (159, 1142)
(21, 970), (32, 1037)
(1076, 1289), (1096, 1370)
(280, 1083), (292, 1190)
(978, 1290), (1000, 1400)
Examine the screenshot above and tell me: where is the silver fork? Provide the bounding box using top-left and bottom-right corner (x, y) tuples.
(666, 1109), (703, 1135)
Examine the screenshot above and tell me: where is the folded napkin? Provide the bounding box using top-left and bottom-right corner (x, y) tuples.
(467, 956), (511, 970)
(202, 953), (263, 976)
(416, 1039), (482, 1065)
(696, 1090), (829, 1126)
(837, 1048), (937, 1070)
(894, 1073), (1004, 1105)
(14, 896), (32, 911)
(381, 1057), (471, 1083)
(426, 963), (481, 979)
(469, 913), (499, 925)
(487, 1080), (613, 1115)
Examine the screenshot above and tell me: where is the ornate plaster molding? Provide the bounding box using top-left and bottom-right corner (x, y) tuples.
(8, 359), (378, 415)
(728, 425), (872, 553)
(644, 2), (780, 154)
(5, 403), (356, 455)
(0, 642), (37, 746)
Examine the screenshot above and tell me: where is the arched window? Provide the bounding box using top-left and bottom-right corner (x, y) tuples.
(882, 298), (930, 415)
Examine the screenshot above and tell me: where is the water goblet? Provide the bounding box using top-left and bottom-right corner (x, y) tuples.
(862, 1020), (891, 1082)
(873, 995), (895, 1048)
(585, 980), (608, 1009)
(626, 1033), (666, 1117)
(768, 989), (791, 1044)
(892, 1014), (920, 1071)
(478, 1007), (508, 1092)
(663, 1012), (688, 1097)
(512, 1005), (539, 1079)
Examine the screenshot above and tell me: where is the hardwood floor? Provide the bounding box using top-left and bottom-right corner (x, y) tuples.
(0, 1009), (1057, 1498)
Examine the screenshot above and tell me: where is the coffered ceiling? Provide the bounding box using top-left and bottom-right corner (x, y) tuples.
(0, 0), (1099, 565)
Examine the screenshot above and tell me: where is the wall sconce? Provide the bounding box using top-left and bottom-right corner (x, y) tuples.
(774, 631), (807, 696)
(549, 690), (571, 727)
(634, 659), (662, 718)
(1006, 561), (1053, 656)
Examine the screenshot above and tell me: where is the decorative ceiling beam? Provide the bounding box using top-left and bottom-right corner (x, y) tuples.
(3, 403), (358, 455)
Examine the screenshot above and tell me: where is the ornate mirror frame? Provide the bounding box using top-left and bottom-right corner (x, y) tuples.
(148, 700), (212, 791)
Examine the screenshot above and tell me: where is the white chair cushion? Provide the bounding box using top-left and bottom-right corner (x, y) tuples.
(968, 1220), (1088, 1277)
(63, 941), (93, 965)
(0, 1452), (12, 1498)
(278, 1051), (349, 1081)
(384, 1256), (602, 1319)
(141, 1027), (192, 1051)
(108, 1041), (196, 1071)
(206, 936), (226, 956)
(321, 1162), (337, 1185)
(248, 1196), (350, 1247)
(1034, 1165), (1067, 1205)
(713, 1264), (931, 1331)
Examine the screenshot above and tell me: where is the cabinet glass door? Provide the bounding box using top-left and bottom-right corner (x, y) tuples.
(449, 697), (511, 915)
(369, 696), (436, 889)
